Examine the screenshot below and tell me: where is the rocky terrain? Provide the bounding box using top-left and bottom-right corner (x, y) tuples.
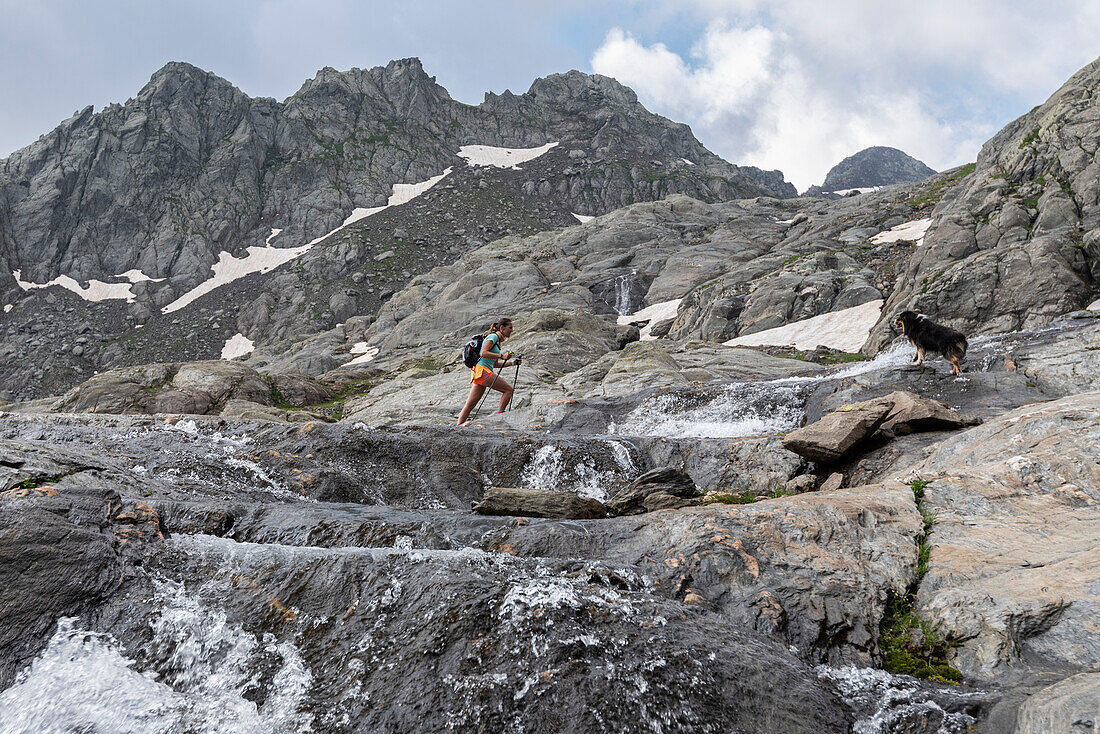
(804, 146), (936, 197)
(2, 54), (1100, 734)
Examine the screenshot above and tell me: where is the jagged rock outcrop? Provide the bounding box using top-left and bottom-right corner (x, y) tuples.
(804, 146), (935, 196)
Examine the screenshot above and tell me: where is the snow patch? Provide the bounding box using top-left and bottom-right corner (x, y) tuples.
(617, 298), (682, 340)
(724, 299), (883, 352)
(163, 170), (452, 315)
(12, 268), (162, 303)
(829, 186), (880, 196)
(162, 244), (312, 314)
(681, 158), (695, 166)
(458, 142), (559, 170)
(341, 167), (453, 225)
(3, 304), (11, 313)
(1087, 297), (1100, 312)
(220, 333), (255, 360)
(572, 213), (594, 223)
(345, 342), (379, 365)
(871, 218), (932, 246)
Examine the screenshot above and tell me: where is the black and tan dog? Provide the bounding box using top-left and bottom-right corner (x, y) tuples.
(894, 311), (968, 375)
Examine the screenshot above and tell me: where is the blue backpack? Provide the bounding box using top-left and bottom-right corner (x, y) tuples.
(462, 334), (486, 368)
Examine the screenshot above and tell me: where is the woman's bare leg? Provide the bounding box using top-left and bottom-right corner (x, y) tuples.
(489, 377), (514, 412)
(457, 384), (488, 425)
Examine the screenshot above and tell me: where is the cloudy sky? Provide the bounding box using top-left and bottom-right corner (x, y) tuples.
(2, 0), (1099, 190)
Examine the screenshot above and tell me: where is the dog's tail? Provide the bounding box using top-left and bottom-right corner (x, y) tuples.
(944, 334), (968, 362)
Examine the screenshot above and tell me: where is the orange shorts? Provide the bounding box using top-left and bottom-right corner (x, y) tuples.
(471, 364), (497, 386)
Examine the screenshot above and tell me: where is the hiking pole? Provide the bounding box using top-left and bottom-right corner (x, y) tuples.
(509, 358), (522, 412)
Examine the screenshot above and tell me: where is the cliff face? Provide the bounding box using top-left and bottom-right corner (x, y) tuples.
(0, 59), (793, 399)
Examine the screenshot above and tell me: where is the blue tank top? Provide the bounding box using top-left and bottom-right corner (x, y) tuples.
(477, 332), (501, 368)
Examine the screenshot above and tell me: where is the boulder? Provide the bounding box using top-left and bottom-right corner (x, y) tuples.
(473, 487), (608, 519)
(270, 373), (335, 408)
(606, 467), (700, 515)
(220, 399), (289, 422)
(876, 390), (965, 435)
(819, 472), (844, 492)
(782, 400), (892, 463)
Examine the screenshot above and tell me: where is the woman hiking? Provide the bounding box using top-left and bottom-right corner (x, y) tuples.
(457, 318), (522, 426)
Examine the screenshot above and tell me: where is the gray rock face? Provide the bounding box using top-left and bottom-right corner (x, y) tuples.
(805, 146), (936, 196)
(1014, 673), (1100, 734)
(908, 391), (1100, 683)
(15, 359), (332, 417)
(868, 54), (1100, 349)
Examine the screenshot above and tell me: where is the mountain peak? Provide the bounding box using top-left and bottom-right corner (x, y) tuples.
(139, 61), (241, 103)
(292, 57), (450, 104)
(810, 146), (936, 194)
(526, 70), (639, 109)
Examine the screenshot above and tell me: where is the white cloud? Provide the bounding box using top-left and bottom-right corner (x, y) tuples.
(591, 3), (1100, 190)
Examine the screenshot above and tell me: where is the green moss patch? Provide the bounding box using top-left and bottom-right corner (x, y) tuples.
(879, 478), (963, 683)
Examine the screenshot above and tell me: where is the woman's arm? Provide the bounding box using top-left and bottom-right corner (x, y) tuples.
(480, 335), (503, 363)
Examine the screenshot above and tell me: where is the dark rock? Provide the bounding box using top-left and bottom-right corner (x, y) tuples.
(606, 467), (700, 515)
(804, 146), (936, 196)
(473, 486), (609, 519)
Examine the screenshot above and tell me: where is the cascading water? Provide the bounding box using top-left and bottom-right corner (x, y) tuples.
(615, 380), (812, 439)
(518, 440), (638, 502)
(613, 269), (638, 315)
(816, 665), (979, 734)
(614, 343), (917, 439)
(0, 577), (314, 734)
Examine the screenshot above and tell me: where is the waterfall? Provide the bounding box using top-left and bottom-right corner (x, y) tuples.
(0, 578), (314, 734)
(613, 270), (637, 316)
(613, 343), (918, 439)
(519, 440), (638, 502)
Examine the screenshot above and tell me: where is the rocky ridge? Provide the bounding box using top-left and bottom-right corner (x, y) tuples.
(868, 55), (1100, 346)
